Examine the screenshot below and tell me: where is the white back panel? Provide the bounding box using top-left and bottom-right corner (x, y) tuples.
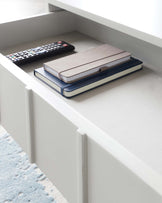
(76, 16), (162, 73)
(0, 12), (76, 49)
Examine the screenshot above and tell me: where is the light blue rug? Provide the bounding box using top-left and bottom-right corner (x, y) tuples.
(0, 133), (55, 203)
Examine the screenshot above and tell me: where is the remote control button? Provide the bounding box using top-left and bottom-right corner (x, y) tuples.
(37, 50), (46, 54)
(33, 47), (41, 51)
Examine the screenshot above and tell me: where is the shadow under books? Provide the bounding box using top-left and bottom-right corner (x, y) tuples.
(72, 66), (151, 102)
(21, 62), (152, 101)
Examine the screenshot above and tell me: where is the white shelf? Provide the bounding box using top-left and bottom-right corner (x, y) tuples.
(2, 31), (162, 175)
(1, 9), (162, 202)
(48, 0), (162, 48)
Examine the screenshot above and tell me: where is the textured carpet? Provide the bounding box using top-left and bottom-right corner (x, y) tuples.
(0, 133), (55, 203)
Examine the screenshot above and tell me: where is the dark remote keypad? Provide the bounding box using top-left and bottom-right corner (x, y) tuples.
(6, 41), (75, 65)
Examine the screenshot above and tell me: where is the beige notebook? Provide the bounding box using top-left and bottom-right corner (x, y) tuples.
(44, 44), (131, 83)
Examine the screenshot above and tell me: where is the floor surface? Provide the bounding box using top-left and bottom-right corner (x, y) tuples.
(0, 132), (55, 202)
(0, 125), (68, 203)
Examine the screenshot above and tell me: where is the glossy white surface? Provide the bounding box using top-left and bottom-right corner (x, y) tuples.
(48, 0), (162, 47)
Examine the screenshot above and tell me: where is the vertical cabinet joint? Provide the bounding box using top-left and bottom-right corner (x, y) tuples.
(76, 128), (88, 203)
(25, 86), (34, 163)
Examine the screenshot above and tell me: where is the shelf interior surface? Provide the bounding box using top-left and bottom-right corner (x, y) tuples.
(2, 31), (162, 175)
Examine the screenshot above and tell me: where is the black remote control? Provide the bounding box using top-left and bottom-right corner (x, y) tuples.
(6, 41), (75, 65)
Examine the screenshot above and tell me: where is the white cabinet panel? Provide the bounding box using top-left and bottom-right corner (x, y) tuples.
(0, 62), (27, 151)
(31, 91), (78, 203)
(87, 136), (162, 203)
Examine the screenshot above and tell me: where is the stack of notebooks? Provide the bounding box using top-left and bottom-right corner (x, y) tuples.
(34, 44), (143, 98)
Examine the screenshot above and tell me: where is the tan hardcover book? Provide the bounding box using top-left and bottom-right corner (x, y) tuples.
(44, 44), (131, 83)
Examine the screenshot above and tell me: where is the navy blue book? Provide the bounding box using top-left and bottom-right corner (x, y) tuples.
(34, 57), (142, 98)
